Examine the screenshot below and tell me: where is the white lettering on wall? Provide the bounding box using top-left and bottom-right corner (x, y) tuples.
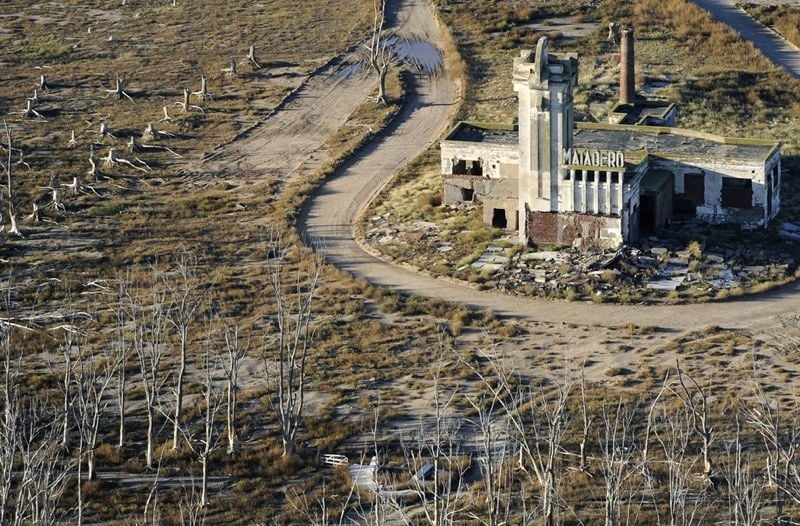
(562, 148), (625, 168)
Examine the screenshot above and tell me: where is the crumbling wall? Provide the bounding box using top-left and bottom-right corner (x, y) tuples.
(653, 157), (772, 228)
(526, 210), (622, 248)
(440, 141), (518, 179)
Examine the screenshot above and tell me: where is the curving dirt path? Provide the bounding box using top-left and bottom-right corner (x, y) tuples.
(299, 0), (800, 335)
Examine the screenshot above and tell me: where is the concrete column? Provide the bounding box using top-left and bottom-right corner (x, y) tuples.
(580, 171), (587, 213)
(620, 28), (635, 105)
(569, 169), (576, 210)
(616, 176), (624, 216)
(604, 171), (612, 215)
(592, 171), (600, 213)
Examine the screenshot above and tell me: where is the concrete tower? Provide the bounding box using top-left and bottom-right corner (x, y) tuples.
(512, 37), (578, 243)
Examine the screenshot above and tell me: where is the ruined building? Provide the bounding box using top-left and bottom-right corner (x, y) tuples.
(441, 34), (782, 248)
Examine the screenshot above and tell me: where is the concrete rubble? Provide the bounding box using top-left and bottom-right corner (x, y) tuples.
(364, 212), (798, 301)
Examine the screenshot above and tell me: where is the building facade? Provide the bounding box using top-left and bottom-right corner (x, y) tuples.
(441, 36), (781, 248)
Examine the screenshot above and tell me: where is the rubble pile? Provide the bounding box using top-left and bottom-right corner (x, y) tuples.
(363, 210), (799, 303)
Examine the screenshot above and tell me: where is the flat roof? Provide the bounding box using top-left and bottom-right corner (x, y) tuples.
(443, 122), (779, 163)
(575, 123), (778, 163)
(444, 122), (518, 145)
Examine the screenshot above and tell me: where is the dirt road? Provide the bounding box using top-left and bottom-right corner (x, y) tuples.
(299, 0), (800, 334)
(691, 0), (800, 78)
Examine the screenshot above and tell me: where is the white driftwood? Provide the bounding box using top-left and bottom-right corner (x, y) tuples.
(67, 130), (78, 148)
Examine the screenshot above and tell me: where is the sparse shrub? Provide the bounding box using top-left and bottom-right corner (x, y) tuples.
(686, 240), (703, 259)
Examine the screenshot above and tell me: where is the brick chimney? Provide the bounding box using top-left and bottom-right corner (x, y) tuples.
(620, 27), (635, 105)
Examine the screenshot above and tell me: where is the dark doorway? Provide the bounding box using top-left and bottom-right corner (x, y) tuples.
(640, 194), (656, 234)
(492, 208), (507, 229)
(684, 173), (705, 203)
(461, 188), (474, 202)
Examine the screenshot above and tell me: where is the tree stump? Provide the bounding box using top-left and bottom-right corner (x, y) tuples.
(105, 75), (134, 102)
(222, 57), (237, 76)
(160, 106), (175, 122)
(245, 45), (262, 70)
(21, 99), (45, 120)
(175, 88), (203, 113)
(37, 74), (50, 90)
(192, 76), (213, 101)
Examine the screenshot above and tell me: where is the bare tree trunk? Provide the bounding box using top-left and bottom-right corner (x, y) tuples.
(133, 265), (168, 470)
(105, 75), (134, 102)
(674, 360), (714, 480)
(363, 0), (393, 105)
(262, 231), (321, 457)
(218, 320), (248, 455)
(599, 397), (636, 526)
(165, 250), (202, 450)
(245, 45), (262, 69)
(1, 122), (22, 238)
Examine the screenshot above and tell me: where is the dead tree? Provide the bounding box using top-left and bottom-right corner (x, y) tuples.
(98, 120), (116, 140)
(164, 250), (204, 451)
(673, 360), (715, 481)
(179, 339), (222, 507)
(133, 266), (170, 470)
(20, 98), (45, 120)
(112, 274), (132, 448)
(462, 347), (575, 526)
(72, 335), (119, 481)
(363, 0), (393, 105)
(402, 339), (470, 526)
(103, 147), (151, 172)
(191, 76), (213, 101)
(262, 233), (321, 457)
(105, 75), (134, 102)
(654, 395), (707, 526)
(67, 129), (78, 148)
(26, 202), (40, 223)
(216, 319), (249, 455)
(1, 121), (23, 238)
(160, 105), (175, 122)
(222, 57), (238, 76)
(743, 378), (800, 515)
(244, 45), (262, 70)
(36, 74), (50, 90)
(142, 122), (175, 142)
(577, 367), (593, 473)
(598, 396), (638, 526)
(175, 88), (203, 113)
(464, 384), (513, 525)
(723, 417), (764, 526)
(127, 136), (182, 158)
